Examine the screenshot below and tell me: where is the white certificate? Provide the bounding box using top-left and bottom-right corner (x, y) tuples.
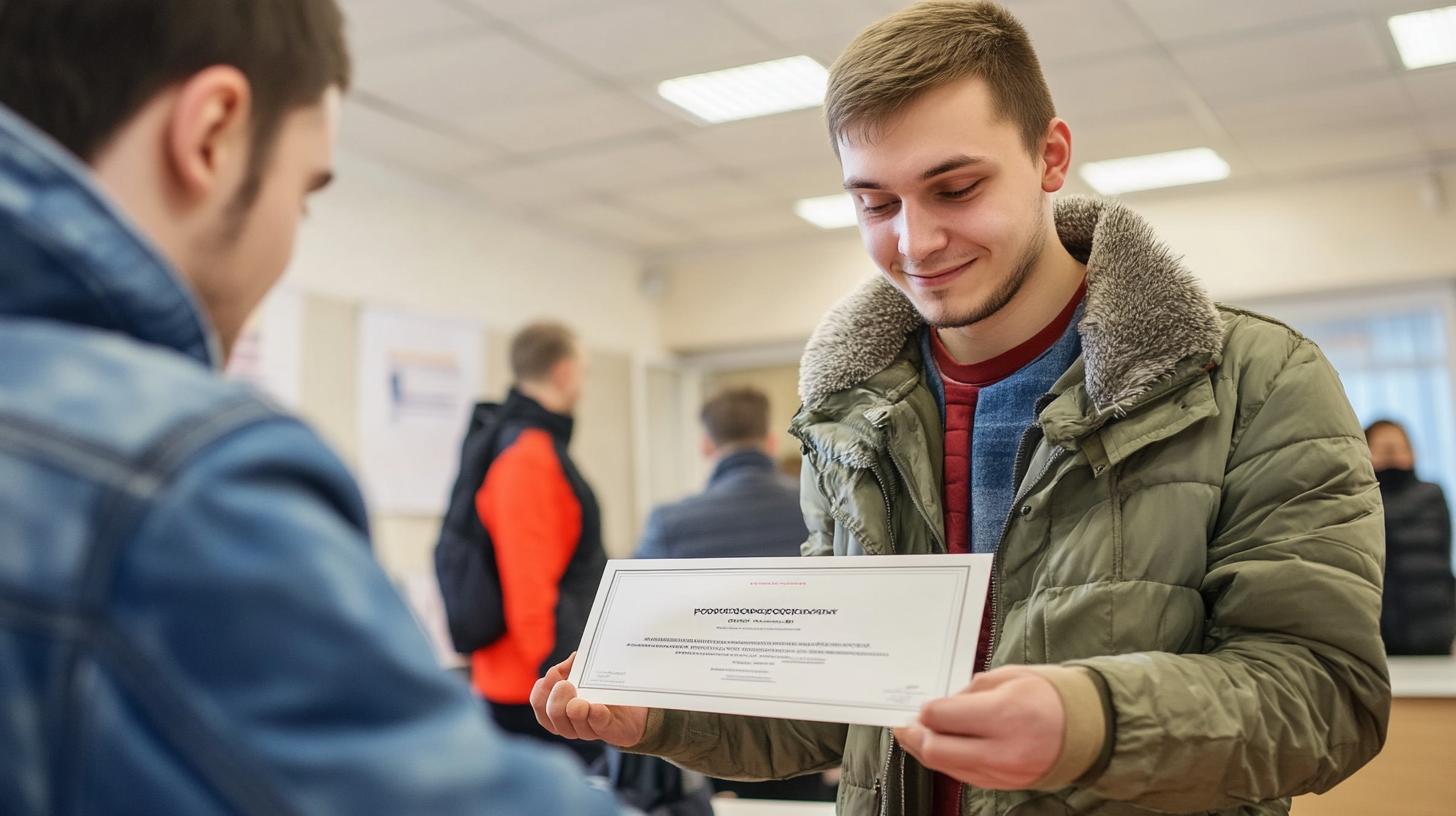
(568, 554), (992, 728)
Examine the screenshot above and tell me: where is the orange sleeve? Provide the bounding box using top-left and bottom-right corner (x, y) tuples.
(476, 429), (582, 678)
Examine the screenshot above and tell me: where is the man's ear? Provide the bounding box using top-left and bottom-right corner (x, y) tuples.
(165, 66), (252, 202)
(1039, 117), (1072, 194)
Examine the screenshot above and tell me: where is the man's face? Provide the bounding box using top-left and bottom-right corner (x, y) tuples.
(555, 350), (587, 412)
(196, 88), (340, 358)
(839, 78), (1054, 328)
(1368, 425), (1415, 472)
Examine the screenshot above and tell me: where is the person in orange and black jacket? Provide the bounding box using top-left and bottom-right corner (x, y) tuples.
(473, 322), (606, 763)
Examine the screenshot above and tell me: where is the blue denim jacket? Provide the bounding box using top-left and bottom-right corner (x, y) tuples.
(0, 103), (620, 815)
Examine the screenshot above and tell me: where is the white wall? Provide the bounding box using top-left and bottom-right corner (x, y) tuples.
(289, 151), (662, 355)
(272, 150), (668, 659)
(654, 165), (1456, 351)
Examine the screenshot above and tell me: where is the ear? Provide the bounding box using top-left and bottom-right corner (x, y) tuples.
(165, 66), (252, 202)
(1039, 117), (1073, 194)
(699, 434), (716, 459)
(763, 435), (778, 456)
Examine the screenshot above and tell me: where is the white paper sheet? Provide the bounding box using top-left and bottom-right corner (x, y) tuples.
(568, 555), (992, 728)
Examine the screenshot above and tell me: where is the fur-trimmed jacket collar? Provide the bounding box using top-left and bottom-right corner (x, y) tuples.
(797, 196), (1223, 414)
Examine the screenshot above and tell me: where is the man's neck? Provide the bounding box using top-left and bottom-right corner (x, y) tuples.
(936, 237), (1086, 366)
(516, 382), (573, 416)
(710, 442), (770, 465)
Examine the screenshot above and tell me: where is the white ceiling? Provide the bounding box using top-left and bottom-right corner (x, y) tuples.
(338, 0), (1456, 255)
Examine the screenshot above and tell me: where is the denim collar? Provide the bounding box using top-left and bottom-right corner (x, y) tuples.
(0, 102), (217, 368)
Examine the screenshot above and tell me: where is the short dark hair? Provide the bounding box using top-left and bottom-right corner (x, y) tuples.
(510, 322), (578, 384)
(1364, 418), (1409, 442)
(0, 0), (351, 166)
(701, 388), (771, 447)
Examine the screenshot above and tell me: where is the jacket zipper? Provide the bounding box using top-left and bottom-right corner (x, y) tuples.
(877, 732), (896, 816)
(869, 461), (898, 554)
(983, 425), (1068, 671)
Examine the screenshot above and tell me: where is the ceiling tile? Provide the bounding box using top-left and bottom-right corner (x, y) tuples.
(692, 210), (819, 243)
(548, 201), (693, 249)
(339, 100), (502, 175)
(678, 108), (834, 172)
(617, 175), (775, 221)
(738, 161), (847, 203)
(1119, 0), (1363, 42)
(340, 0), (484, 54)
(1004, 0), (1155, 64)
(717, 0), (885, 46)
(1403, 64), (1456, 116)
(1045, 53), (1191, 120)
(1070, 108), (1216, 163)
(454, 0), (636, 25)
(1172, 19), (1396, 101)
(356, 31), (595, 120)
(1240, 123), (1428, 177)
(460, 90), (680, 155)
(1417, 112), (1456, 153)
(519, 136), (713, 193)
(460, 162), (579, 209)
(521, 0), (780, 81)
(1215, 77), (1413, 135)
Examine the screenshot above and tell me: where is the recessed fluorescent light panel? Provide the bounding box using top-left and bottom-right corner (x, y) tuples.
(1079, 148), (1231, 195)
(657, 56), (828, 124)
(1389, 5), (1456, 70)
(795, 194), (858, 230)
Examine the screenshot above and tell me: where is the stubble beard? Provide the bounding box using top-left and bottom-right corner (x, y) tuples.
(923, 225), (1047, 329)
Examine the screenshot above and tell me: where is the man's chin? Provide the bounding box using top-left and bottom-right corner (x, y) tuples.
(913, 296), (993, 330)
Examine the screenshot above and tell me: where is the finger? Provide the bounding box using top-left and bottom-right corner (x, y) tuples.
(564, 695), (600, 741)
(586, 702), (617, 737)
(918, 693), (1002, 737)
(530, 655), (576, 731)
(530, 676), (555, 732)
(912, 729), (1043, 790)
(908, 729), (1000, 778)
(545, 680), (583, 740)
(963, 665), (1035, 694)
(894, 724), (930, 764)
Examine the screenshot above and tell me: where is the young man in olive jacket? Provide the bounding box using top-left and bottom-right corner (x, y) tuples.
(531, 3), (1390, 814)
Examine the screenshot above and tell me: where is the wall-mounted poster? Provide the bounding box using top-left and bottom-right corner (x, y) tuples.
(225, 287), (303, 408)
(358, 307), (483, 515)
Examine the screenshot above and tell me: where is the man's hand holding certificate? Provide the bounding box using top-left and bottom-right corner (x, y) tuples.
(564, 555), (990, 728)
(530, 554), (1081, 789)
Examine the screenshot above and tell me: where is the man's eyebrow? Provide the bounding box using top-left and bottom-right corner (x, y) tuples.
(920, 154), (987, 180)
(843, 155), (989, 190)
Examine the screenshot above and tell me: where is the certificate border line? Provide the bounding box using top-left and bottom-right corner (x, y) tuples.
(580, 564), (980, 708)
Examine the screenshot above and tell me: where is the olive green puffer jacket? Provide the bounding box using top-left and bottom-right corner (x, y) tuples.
(631, 197), (1389, 816)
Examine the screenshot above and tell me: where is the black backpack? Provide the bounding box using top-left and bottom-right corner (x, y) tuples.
(434, 402), (511, 654)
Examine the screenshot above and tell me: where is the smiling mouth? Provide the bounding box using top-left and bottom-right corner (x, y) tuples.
(907, 259), (974, 286)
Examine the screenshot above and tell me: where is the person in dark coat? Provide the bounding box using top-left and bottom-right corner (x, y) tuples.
(1366, 419), (1456, 655)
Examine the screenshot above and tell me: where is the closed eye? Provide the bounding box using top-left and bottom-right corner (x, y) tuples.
(940, 180), (981, 200)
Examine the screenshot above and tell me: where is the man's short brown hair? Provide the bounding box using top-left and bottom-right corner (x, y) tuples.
(826, 0), (1055, 155)
(701, 387), (771, 447)
(0, 0), (350, 168)
(510, 322), (577, 384)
